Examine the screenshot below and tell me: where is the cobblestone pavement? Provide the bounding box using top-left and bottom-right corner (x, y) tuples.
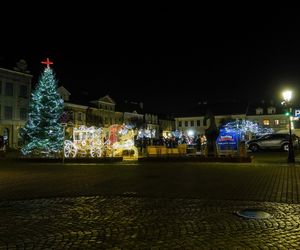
(1, 162), (300, 203)
(2, 158), (300, 248)
(0, 196), (300, 249)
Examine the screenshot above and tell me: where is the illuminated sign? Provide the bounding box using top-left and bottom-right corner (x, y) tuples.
(219, 135), (234, 142)
(295, 109), (300, 117)
(217, 130), (238, 150)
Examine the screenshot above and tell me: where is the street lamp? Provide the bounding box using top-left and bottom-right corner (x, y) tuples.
(282, 90), (295, 163)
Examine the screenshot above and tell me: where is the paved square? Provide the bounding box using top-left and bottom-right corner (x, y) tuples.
(1, 157), (300, 248)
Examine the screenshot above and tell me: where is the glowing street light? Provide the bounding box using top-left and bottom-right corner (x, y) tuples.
(282, 90), (295, 163)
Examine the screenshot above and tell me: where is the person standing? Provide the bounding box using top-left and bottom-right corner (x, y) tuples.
(200, 134), (207, 153)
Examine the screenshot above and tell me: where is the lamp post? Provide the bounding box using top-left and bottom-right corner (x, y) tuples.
(282, 90), (295, 163)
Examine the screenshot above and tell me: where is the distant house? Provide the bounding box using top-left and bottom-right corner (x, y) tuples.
(175, 101), (247, 138)
(174, 100), (298, 137)
(58, 86), (88, 128)
(245, 101), (288, 132)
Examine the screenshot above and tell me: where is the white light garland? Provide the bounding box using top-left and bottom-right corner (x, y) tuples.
(64, 124), (138, 159)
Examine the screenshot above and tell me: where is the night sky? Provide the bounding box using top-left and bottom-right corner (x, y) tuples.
(2, 7), (300, 114)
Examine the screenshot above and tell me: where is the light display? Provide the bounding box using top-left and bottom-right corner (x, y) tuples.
(21, 59), (64, 156)
(222, 120), (274, 140)
(137, 128), (156, 139)
(171, 130), (183, 139)
(110, 125), (138, 159)
(63, 124), (138, 159)
(64, 126), (103, 158)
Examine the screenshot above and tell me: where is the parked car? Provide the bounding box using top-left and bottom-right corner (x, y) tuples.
(246, 133), (298, 152)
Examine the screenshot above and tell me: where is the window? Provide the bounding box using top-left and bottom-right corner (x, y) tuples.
(191, 120), (194, 126)
(62, 94), (69, 101)
(178, 121), (182, 127)
(19, 85), (28, 97)
(4, 106), (13, 120)
(20, 108), (27, 120)
(256, 107), (263, 115)
(280, 119), (287, 125)
(274, 119), (279, 125)
(268, 107), (276, 114)
(5, 82), (13, 96)
(263, 119), (270, 126)
(78, 112), (82, 121)
(197, 120), (200, 126)
(185, 121), (188, 127)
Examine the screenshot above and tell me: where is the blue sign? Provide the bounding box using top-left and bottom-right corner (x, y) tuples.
(216, 129), (239, 150)
(295, 109), (300, 117)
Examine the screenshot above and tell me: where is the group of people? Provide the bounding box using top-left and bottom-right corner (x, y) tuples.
(0, 135), (7, 152)
(195, 134), (207, 152)
(135, 133), (208, 154)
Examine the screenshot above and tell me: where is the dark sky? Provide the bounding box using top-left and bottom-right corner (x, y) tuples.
(2, 7), (300, 114)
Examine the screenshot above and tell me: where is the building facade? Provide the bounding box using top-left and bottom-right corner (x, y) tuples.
(0, 67), (32, 148)
(174, 101), (294, 139)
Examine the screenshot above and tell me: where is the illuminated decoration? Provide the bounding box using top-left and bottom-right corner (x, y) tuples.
(64, 126), (104, 158)
(109, 125), (138, 159)
(162, 131), (172, 138)
(137, 128), (156, 139)
(41, 58), (54, 68)
(21, 59), (64, 156)
(64, 124), (138, 159)
(171, 130), (182, 139)
(217, 120), (274, 153)
(223, 120), (274, 139)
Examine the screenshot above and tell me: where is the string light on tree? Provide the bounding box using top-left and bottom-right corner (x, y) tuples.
(21, 58), (64, 156)
(222, 120), (274, 139)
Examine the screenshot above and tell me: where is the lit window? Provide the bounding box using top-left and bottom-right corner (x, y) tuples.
(263, 119), (270, 126)
(280, 120), (286, 124)
(274, 120), (279, 125)
(256, 108), (263, 115)
(268, 107), (276, 114)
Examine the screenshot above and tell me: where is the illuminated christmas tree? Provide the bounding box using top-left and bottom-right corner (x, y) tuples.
(21, 58), (64, 156)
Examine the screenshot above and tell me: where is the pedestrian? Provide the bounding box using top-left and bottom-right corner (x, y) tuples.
(200, 134), (207, 153)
